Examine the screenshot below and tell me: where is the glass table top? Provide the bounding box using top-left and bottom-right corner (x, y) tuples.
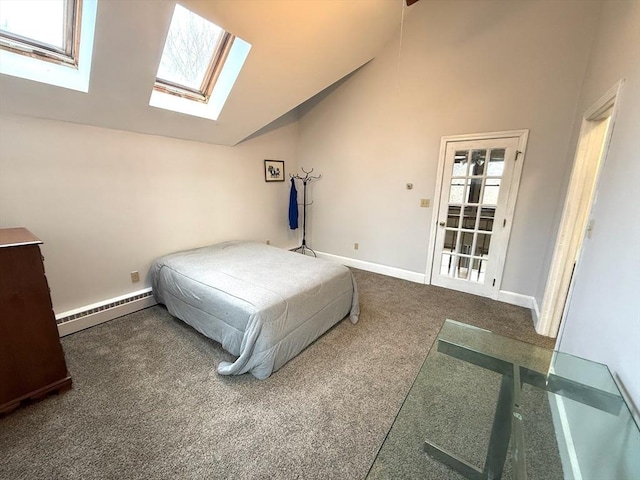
(366, 319), (640, 480)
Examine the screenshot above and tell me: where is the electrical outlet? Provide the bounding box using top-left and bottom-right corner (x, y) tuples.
(130, 271), (140, 283)
(354, 243), (359, 250)
(420, 199), (430, 208)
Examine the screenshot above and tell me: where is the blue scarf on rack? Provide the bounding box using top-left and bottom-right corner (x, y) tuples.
(288, 178), (299, 230)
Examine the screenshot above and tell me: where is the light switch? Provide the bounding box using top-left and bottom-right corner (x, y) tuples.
(420, 199), (430, 208)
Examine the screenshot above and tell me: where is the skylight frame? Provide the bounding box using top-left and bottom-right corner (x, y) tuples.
(154, 17), (236, 104)
(0, 0), (82, 68)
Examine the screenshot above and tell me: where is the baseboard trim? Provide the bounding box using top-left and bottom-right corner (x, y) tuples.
(532, 296), (541, 328)
(56, 288), (157, 337)
(496, 290), (536, 309)
(315, 251), (426, 284)
(53, 269), (539, 336)
(315, 252), (539, 312)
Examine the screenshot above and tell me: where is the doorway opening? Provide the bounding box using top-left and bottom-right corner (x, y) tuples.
(538, 80), (623, 338)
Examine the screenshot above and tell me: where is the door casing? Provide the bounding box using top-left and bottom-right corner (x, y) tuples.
(540, 80), (623, 339)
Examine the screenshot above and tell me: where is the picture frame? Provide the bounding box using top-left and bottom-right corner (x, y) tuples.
(264, 160), (285, 182)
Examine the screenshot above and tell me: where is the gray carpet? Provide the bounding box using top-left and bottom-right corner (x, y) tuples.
(0, 269), (554, 479)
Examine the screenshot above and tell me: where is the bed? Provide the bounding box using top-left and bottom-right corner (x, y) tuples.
(149, 241), (359, 379)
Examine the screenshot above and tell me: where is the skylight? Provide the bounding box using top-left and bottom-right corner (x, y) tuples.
(0, 0), (97, 92)
(0, 0), (79, 66)
(150, 4), (251, 121)
(155, 4), (230, 100)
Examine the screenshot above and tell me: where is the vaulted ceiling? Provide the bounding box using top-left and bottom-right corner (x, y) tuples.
(0, 0), (409, 146)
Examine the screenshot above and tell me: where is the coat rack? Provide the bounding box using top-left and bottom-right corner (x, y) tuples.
(291, 168), (321, 257)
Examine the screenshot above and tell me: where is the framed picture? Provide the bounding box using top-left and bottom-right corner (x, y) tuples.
(264, 160), (285, 182)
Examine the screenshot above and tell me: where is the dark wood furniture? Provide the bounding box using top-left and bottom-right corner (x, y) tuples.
(0, 227), (72, 414)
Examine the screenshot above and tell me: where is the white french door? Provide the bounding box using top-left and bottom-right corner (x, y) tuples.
(429, 132), (527, 297)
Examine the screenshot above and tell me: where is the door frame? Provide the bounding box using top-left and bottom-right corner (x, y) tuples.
(425, 129), (529, 299)
(538, 80), (623, 338)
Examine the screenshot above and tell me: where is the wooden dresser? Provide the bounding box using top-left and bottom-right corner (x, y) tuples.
(0, 227), (72, 414)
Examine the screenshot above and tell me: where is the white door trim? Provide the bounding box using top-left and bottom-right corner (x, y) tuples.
(538, 80), (624, 337)
(425, 129), (529, 300)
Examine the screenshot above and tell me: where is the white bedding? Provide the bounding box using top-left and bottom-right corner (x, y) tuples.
(149, 241), (359, 379)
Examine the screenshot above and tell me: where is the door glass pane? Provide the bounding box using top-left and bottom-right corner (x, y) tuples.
(470, 150), (486, 176)
(470, 258), (487, 283)
(479, 207), (495, 231)
(440, 253), (453, 275)
(460, 231), (474, 255)
(462, 206), (477, 229)
(452, 151), (469, 176)
(482, 179), (501, 205)
(447, 206), (461, 228)
(474, 233), (491, 256)
(449, 179), (465, 203)
(444, 230), (458, 252)
(487, 149), (505, 176)
(456, 256), (470, 279)
(467, 178), (483, 203)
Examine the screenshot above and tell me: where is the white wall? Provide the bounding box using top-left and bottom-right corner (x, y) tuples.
(557, 0), (640, 406)
(296, 0), (601, 299)
(0, 114), (299, 313)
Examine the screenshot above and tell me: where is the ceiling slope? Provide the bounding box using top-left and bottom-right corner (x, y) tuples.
(0, 0), (404, 146)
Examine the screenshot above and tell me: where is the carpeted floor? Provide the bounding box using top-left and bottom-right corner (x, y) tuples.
(0, 269), (554, 479)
